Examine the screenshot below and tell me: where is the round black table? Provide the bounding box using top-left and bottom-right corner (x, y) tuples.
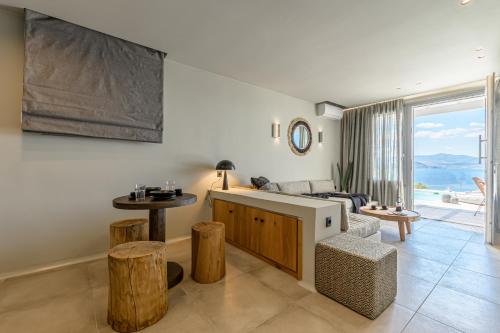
(112, 193), (197, 288)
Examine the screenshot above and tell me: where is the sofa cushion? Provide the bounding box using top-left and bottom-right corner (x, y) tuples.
(326, 197), (352, 231)
(277, 181), (311, 195)
(260, 182), (280, 192)
(309, 180), (335, 193)
(346, 213), (380, 238)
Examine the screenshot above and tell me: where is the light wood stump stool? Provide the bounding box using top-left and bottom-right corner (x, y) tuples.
(191, 222), (225, 283)
(108, 241), (167, 333)
(109, 218), (148, 248)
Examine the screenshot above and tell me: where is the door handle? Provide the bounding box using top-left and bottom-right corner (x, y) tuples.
(479, 134), (487, 164)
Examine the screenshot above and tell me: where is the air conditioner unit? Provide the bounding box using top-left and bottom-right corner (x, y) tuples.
(316, 102), (344, 120)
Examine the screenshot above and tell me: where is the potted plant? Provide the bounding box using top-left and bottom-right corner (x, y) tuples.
(337, 161), (354, 193)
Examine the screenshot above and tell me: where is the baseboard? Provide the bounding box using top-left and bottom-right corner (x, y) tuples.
(165, 235), (191, 245)
(298, 281), (317, 293)
(0, 235), (192, 281)
(0, 252), (107, 281)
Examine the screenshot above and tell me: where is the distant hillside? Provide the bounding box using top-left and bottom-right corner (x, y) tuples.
(415, 153), (483, 169)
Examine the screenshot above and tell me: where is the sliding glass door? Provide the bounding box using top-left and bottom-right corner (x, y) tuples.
(402, 87), (489, 238)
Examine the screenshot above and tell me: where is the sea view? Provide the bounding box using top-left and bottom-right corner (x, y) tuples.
(414, 154), (485, 192)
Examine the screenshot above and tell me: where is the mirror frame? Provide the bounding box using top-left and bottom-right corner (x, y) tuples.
(287, 117), (312, 156)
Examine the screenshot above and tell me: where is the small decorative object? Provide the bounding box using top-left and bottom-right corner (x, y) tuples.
(287, 118), (312, 156)
(337, 161), (354, 192)
(272, 123), (280, 138)
(371, 204), (377, 210)
(395, 197), (403, 212)
(175, 188), (183, 196)
(135, 184), (146, 201)
(150, 190), (176, 201)
(216, 160), (236, 190)
(146, 187), (161, 196)
(128, 192), (136, 200)
(381, 205), (388, 210)
(165, 180), (176, 192)
(318, 130), (323, 143)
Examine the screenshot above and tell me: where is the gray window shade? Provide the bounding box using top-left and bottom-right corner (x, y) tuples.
(22, 9), (166, 143)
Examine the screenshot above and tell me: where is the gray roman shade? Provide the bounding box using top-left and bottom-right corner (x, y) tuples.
(22, 9), (166, 143)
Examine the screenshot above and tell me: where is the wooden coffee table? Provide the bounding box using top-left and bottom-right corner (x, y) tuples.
(360, 207), (420, 241)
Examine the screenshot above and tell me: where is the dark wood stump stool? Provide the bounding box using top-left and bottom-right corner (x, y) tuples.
(108, 241), (168, 333)
(109, 218), (148, 248)
(191, 222), (225, 284)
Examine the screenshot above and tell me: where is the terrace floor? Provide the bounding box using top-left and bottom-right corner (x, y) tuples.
(0, 219), (498, 333)
(415, 199), (484, 228)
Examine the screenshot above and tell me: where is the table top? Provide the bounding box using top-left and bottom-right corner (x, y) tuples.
(113, 193), (197, 210)
(360, 206), (420, 222)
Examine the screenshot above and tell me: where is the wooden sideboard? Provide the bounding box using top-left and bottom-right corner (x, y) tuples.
(213, 199), (302, 279)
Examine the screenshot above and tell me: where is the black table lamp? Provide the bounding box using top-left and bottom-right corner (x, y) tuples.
(216, 160), (235, 190)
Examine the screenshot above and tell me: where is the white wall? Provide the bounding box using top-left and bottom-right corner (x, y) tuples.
(0, 8), (340, 275)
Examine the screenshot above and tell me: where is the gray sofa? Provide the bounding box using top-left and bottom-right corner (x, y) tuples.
(258, 179), (381, 241)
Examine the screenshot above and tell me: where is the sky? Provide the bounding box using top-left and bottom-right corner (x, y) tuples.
(414, 108), (485, 156)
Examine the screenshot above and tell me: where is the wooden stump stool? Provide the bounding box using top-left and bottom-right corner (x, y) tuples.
(108, 241), (168, 333)
(191, 222), (225, 283)
(109, 218), (148, 248)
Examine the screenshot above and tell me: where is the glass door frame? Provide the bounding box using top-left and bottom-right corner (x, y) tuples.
(402, 88), (487, 236)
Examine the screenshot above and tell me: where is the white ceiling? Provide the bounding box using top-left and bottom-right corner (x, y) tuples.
(2, 0), (499, 106)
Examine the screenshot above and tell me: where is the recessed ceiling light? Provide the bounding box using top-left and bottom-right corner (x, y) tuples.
(460, 0), (472, 5)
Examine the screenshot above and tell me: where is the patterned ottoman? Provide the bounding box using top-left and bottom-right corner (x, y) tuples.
(315, 233), (397, 319)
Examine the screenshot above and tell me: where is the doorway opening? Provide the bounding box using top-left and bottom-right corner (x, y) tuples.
(412, 96), (486, 228)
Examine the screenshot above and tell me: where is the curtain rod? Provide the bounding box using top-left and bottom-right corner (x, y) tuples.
(342, 78), (489, 111)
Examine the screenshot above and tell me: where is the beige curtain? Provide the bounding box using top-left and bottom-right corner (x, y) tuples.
(340, 99), (403, 206)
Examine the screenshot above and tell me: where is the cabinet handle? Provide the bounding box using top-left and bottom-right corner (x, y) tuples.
(260, 219), (264, 223)
(229, 210), (233, 213)
(254, 217), (258, 221)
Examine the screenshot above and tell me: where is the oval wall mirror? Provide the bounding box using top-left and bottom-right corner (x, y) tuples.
(287, 118), (312, 156)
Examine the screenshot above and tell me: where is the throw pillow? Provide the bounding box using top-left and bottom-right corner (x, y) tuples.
(251, 176), (270, 189)
(260, 182), (280, 192)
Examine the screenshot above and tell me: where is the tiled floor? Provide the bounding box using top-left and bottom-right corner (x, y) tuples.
(0, 219), (499, 332)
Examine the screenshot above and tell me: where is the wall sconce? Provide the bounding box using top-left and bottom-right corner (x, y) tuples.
(318, 130), (324, 143)
(272, 123), (280, 138)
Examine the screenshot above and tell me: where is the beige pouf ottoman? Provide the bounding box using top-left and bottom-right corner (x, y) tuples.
(315, 233), (397, 319)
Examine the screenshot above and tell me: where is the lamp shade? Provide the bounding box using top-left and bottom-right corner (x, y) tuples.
(216, 160), (235, 171)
